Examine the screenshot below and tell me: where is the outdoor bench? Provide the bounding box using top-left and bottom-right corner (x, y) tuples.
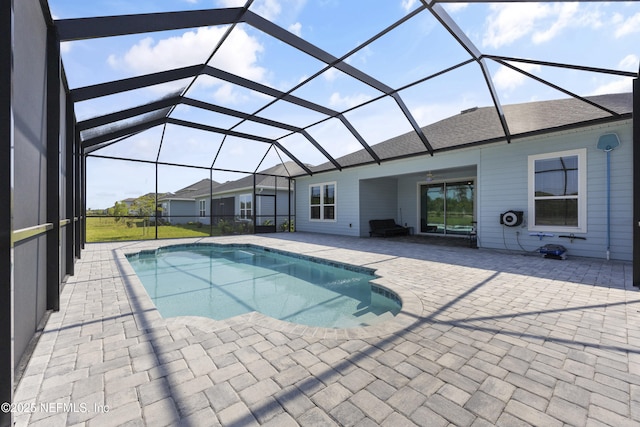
(369, 219), (410, 237)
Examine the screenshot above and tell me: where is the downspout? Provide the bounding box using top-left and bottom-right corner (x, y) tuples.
(597, 133), (620, 261)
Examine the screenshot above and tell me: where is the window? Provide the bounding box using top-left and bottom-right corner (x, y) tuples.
(528, 149), (586, 232)
(199, 200), (206, 217)
(310, 182), (336, 221)
(239, 194), (252, 219)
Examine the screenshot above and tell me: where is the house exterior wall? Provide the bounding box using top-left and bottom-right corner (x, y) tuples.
(296, 150), (479, 237)
(165, 200), (197, 224)
(479, 120), (632, 261)
(359, 178), (398, 236)
(198, 199), (210, 225)
(199, 189), (295, 229)
(296, 120), (633, 261)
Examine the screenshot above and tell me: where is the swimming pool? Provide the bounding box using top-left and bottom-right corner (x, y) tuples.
(126, 244), (401, 328)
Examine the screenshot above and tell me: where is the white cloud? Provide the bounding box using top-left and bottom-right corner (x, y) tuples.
(483, 4), (551, 48)
(493, 62), (541, 92)
(329, 92), (372, 109)
(401, 0), (418, 12)
(590, 53), (638, 95)
(212, 83), (243, 105)
(60, 42), (72, 54)
(590, 77), (633, 96)
(216, 0), (245, 7)
(322, 67), (340, 82)
(253, 0), (282, 20)
(483, 3), (604, 49)
(108, 26), (266, 92)
(442, 3), (468, 14)
(288, 22), (302, 37)
(619, 54), (639, 71)
(531, 3), (578, 44)
(615, 12), (640, 38)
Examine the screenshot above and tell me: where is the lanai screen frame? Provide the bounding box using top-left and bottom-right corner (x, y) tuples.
(50, 1), (639, 280)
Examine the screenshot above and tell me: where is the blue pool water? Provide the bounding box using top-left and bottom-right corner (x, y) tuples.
(126, 244), (401, 328)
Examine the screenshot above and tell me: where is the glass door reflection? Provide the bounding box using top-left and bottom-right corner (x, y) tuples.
(420, 181), (473, 235)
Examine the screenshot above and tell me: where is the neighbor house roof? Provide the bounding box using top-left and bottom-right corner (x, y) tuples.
(159, 179), (220, 201)
(208, 162), (307, 197)
(308, 93), (633, 174)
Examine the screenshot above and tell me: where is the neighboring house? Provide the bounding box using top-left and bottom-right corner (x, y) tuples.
(196, 161), (304, 231)
(119, 194), (165, 216)
(294, 93), (633, 261)
(159, 179), (220, 224)
(120, 198), (137, 215)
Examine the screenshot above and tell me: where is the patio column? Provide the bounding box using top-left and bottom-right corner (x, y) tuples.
(66, 96), (76, 276)
(634, 70), (640, 287)
(0, 0), (14, 424)
(46, 24), (60, 311)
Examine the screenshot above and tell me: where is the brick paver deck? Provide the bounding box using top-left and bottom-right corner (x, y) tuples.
(12, 233), (640, 426)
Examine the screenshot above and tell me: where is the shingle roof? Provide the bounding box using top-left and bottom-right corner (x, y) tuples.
(211, 161), (308, 195)
(160, 178), (220, 201)
(309, 93), (633, 173)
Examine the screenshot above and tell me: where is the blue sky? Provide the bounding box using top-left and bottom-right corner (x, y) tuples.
(49, 1), (640, 209)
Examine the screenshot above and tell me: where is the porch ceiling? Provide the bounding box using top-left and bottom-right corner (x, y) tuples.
(50, 1), (639, 179)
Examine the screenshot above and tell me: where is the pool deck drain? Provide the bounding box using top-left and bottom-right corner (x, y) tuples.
(13, 232), (640, 426)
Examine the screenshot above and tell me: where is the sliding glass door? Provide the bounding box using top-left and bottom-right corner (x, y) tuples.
(420, 181), (474, 235)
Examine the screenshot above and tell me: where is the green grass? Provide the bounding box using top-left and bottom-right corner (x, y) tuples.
(86, 217), (212, 242)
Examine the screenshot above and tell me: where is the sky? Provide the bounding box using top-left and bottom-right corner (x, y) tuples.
(48, 0), (640, 209)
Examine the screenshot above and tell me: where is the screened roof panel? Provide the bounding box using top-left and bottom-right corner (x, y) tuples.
(74, 83), (189, 121)
(487, 60), (637, 105)
(49, 1), (216, 19)
(63, 27), (230, 88)
(278, 132), (332, 169)
(93, 126), (162, 161)
(85, 127), (163, 161)
(206, 23), (328, 93)
(348, 9), (474, 89)
(184, 75), (278, 115)
(256, 147), (297, 175)
(289, 67), (382, 112)
(399, 62), (497, 129)
(212, 136), (272, 172)
(343, 96), (416, 154)
(231, 120), (292, 141)
(157, 125), (224, 168)
(256, 99), (331, 128)
(278, 1), (423, 58)
(50, 0), (637, 203)
(453, 2), (640, 71)
(168, 104), (243, 131)
(304, 117), (372, 162)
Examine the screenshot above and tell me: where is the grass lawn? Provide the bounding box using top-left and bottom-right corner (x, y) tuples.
(86, 217), (213, 242)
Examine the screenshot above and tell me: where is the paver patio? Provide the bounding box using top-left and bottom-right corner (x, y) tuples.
(12, 232), (640, 426)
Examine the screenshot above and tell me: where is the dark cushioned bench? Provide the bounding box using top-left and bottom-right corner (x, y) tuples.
(369, 219), (410, 237)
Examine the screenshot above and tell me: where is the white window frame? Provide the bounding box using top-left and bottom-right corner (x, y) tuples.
(239, 194), (252, 220)
(528, 148), (587, 233)
(198, 200), (206, 217)
(309, 182), (337, 222)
